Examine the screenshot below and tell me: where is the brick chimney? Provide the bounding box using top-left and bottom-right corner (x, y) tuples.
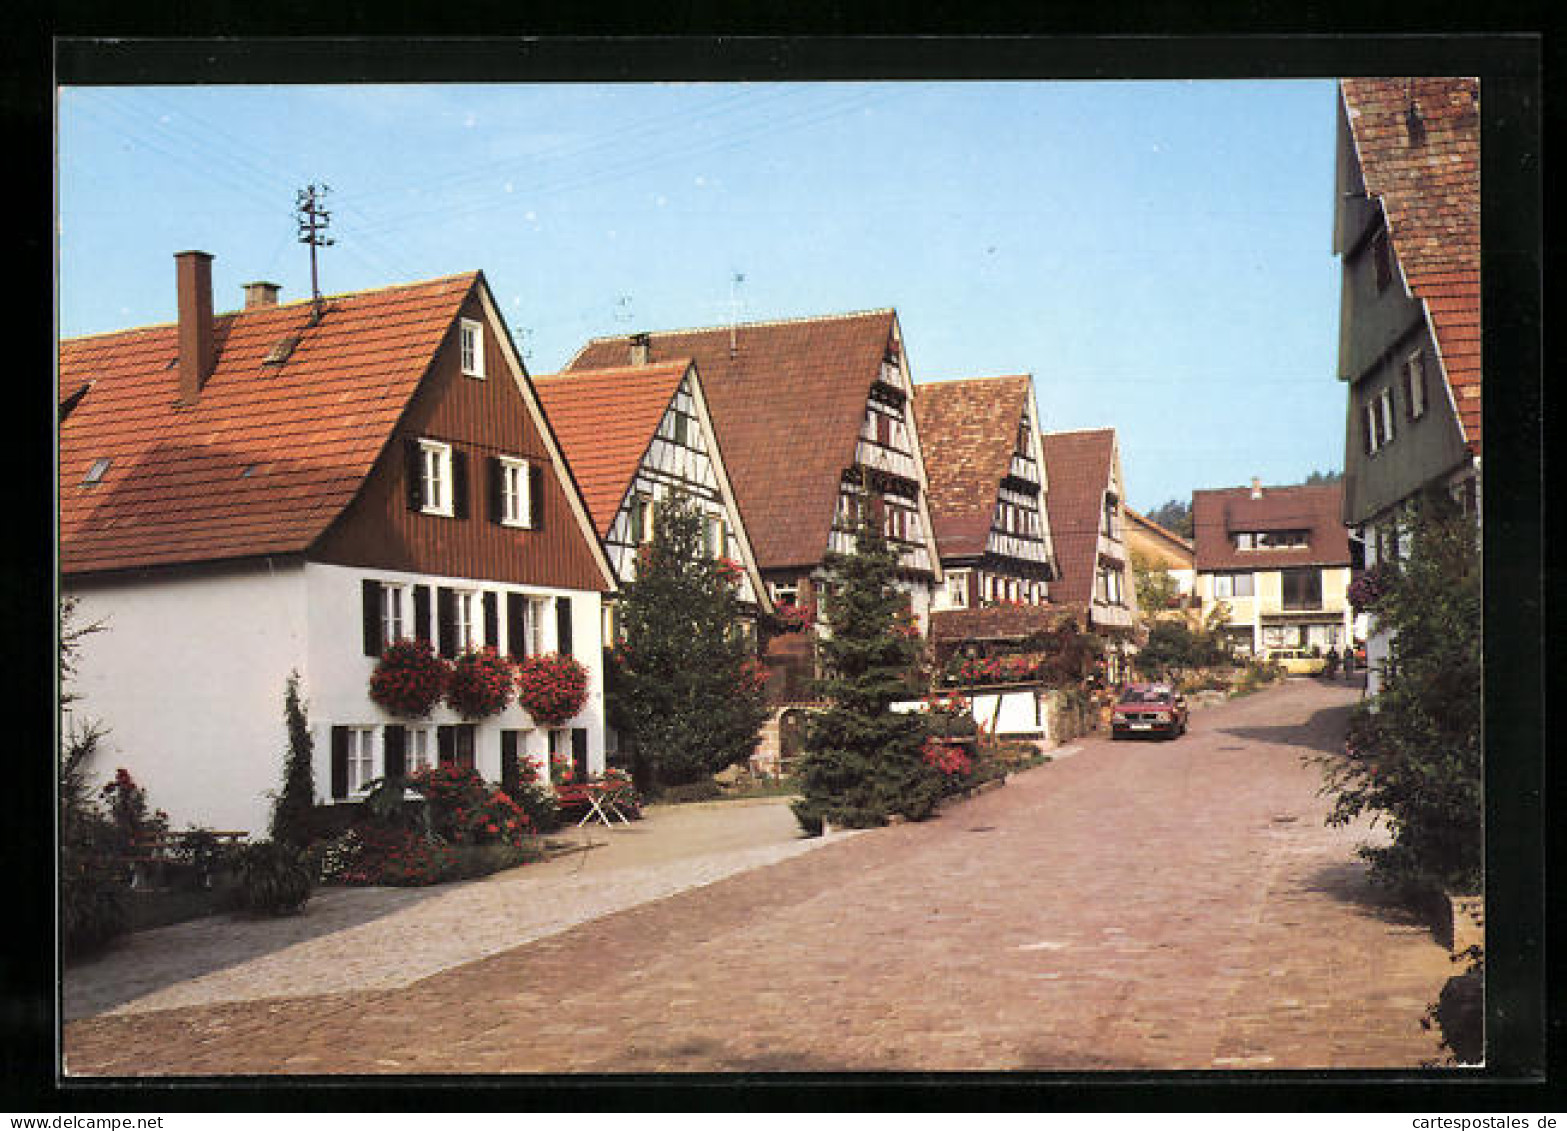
(628, 332), (651, 366)
(1250, 477), (1263, 499)
(176, 251), (216, 405)
(243, 281), (281, 309)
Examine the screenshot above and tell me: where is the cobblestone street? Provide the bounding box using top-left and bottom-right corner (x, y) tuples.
(63, 679), (1458, 1075)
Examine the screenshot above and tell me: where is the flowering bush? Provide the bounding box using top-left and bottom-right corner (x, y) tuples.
(336, 824), (456, 887)
(772, 601), (815, 633)
(550, 746), (575, 785)
(446, 647), (516, 719)
(100, 767), (168, 854)
(370, 639), (450, 718)
(516, 652), (589, 726)
(409, 764), (531, 846)
(715, 557), (746, 587)
(739, 656), (768, 695)
(504, 758), (560, 833)
(945, 653), (1043, 687)
(921, 737), (974, 780)
(1348, 563), (1397, 613)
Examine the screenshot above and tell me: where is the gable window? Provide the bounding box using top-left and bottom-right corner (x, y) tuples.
(1403, 349), (1428, 420)
(630, 493), (655, 544)
(1365, 387), (1397, 454)
(1101, 495), (1120, 539)
(418, 440), (454, 516)
(459, 318), (485, 378)
(497, 456), (532, 527)
(670, 411), (689, 447)
(704, 514), (727, 558)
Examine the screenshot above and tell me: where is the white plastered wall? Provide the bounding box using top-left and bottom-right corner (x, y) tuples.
(65, 560), (310, 836)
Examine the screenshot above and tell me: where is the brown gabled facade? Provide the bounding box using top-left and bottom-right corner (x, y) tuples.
(915, 375), (1056, 609)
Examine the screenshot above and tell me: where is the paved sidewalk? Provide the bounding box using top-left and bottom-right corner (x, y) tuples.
(64, 796), (845, 1020)
(64, 681), (1459, 1074)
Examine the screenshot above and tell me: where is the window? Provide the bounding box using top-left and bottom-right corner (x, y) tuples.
(1281, 568), (1323, 611)
(438, 724), (476, 769)
(670, 411), (689, 446)
(455, 590), (482, 652)
(1212, 572), (1255, 599)
(1235, 530), (1309, 551)
(346, 727), (377, 796)
(459, 318), (485, 378)
(380, 583), (405, 649)
(407, 725), (436, 773)
(1101, 495), (1120, 539)
(630, 494), (654, 544)
(1365, 387), (1396, 454)
(704, 514), (727, 558)
(1403, 349), (1428, 420)
(1371, 229), (1393, 291)
(83, 457), (111, 486)
(419, 440), (454, 516)
(770, 582), (799, 606)
(498, 456), (531, 527)
(947, 570), (969, 609)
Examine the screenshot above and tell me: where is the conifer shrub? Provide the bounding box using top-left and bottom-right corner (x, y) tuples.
(792, 509), (943, 832)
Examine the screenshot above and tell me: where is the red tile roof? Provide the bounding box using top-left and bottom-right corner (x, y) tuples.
(912, 375), (1032, 560)
(59, 273), (479, 575)
(1341, 78), (1481, 456)
(533, 360), (692, 537)
(1191, 483), (1352, 572)
(1040, 428), (1118, 608)
(566, 310), (900, 571)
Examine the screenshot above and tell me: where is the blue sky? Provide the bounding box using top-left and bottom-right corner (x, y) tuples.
(58, 80), (1344, 512)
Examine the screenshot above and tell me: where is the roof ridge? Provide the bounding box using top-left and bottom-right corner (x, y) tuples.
(918, 373), (1031, 387)
(1043, 426), (1115, 438)
(581, 307), (896, 345)
(533, 358), (693, 383)
(60, 270), (480, 346)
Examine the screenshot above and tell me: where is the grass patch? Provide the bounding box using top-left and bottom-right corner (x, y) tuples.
(123, 881), (237, 932)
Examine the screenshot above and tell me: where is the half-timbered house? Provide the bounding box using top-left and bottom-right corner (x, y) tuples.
(912, 374), (1061, 662)
(1039, 427), (1139, 682)
(533, 355), (771, 620)
(59, 252), (616, 834)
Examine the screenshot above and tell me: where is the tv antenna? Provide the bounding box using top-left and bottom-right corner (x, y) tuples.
(295, 183), (335, 313)
(728, 272), (746, 357)
(613, 294), (635, 325)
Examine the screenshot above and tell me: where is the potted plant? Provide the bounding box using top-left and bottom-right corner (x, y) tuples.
(369, 639), (450, 718)
(516, 652), (590, 727)
(446, 647), (516, 719)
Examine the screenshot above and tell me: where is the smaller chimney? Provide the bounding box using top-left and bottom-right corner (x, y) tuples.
(628, 332), (651, 366)
(1250, 477), (1263, 499)
(176, 250), (216, 406)
(243, 281), (281, 309)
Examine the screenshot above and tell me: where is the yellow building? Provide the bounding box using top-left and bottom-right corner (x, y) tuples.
(1191, 481), (1355, 656)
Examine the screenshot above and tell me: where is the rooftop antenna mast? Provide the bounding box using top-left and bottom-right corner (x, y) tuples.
(728, 272), (746, 358)
(295, 183), (335, 316)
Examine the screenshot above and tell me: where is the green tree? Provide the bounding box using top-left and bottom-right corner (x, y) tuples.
(1144, 498), (1193, 539)
(1302, 468), (1344, 486)
(1131, 550), (1181, 614)
(609, 494), (768, 788)
(1321, 487), (1481, 895)
(792, 509), (940, 833)
(269, 671), (317, 848)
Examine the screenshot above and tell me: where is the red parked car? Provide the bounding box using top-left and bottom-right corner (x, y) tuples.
(1110, 683), (1189, 740)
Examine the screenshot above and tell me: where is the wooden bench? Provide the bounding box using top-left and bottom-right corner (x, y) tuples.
(123, 830), (248, 889)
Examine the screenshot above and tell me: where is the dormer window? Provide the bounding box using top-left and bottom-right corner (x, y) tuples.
(459, 318), (485, 378)
(82, 457), (111, 486)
